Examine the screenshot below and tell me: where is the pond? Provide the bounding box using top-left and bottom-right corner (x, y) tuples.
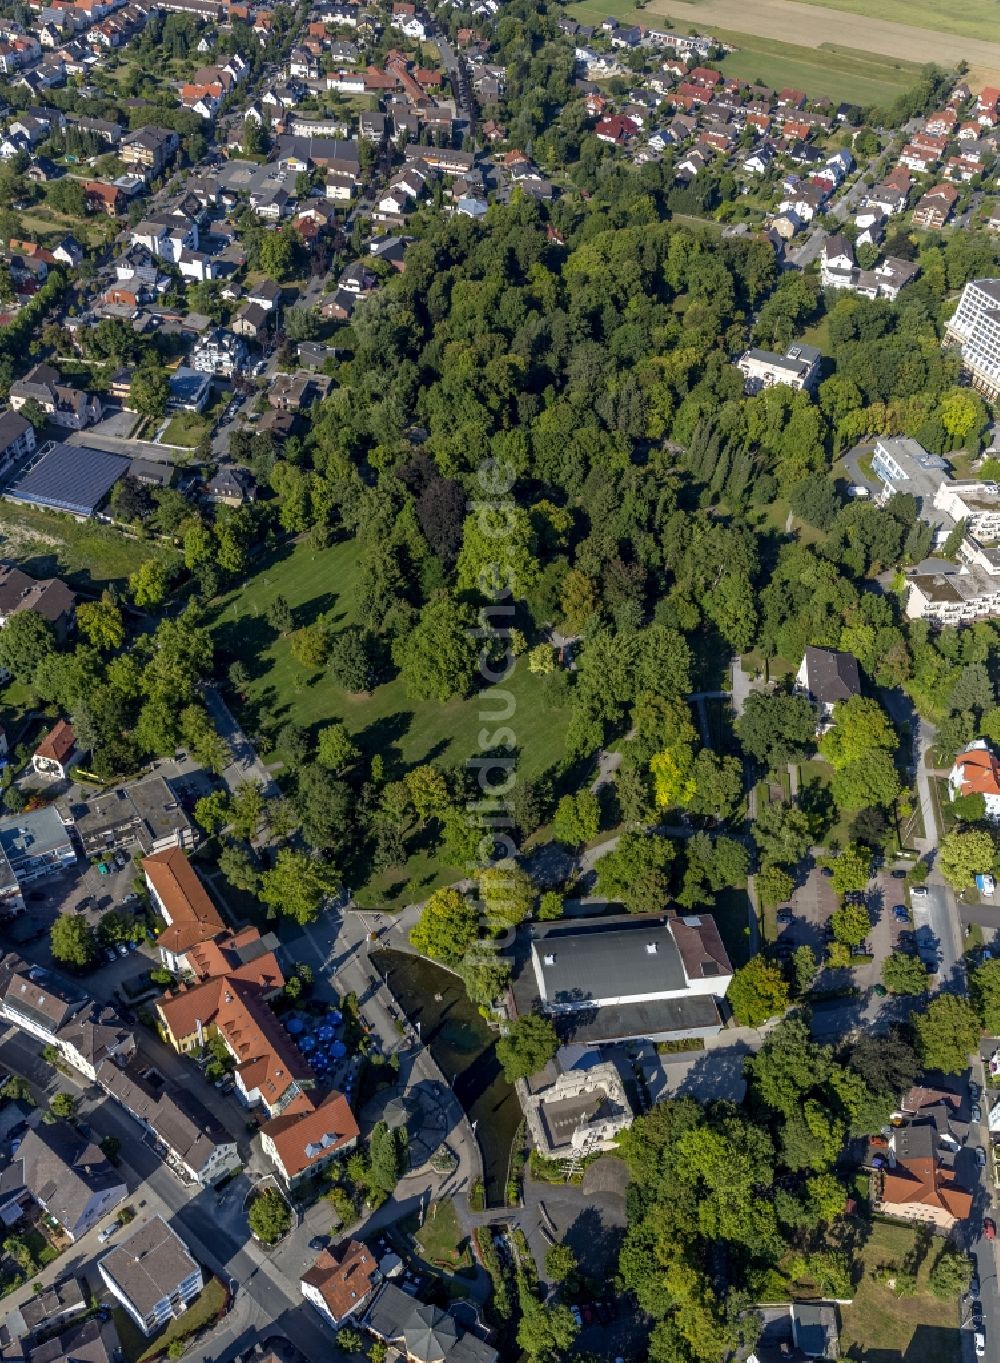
(372, 949), (520, 1208)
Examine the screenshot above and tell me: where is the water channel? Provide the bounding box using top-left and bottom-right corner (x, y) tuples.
(372, 949), (520, 1208)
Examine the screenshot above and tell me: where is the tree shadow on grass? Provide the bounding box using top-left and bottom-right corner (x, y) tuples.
(357, 710), (415, 779)
(294, 590), (338, 630)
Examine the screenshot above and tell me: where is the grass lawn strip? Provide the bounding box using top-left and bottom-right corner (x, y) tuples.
(112, 1277), (227, 1363)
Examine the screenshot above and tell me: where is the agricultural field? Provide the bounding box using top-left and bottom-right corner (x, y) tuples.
(713, 35), (923, 107)
(645, 0), (1000, 86)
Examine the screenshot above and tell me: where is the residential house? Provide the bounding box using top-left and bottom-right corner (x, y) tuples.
(99, 1217), (203, 1336)
(120, 126), (179, 177)
(96, 1062), (240, 1186)
(0, 565), (75, 639)
(15, 1122), (126, 1240)
(301, 1240), (379, 1327)
(594, 114), (637, 145)
(32, 718), (77, 780)
(794, 646), (861, 729)
(83, 180), (123, 216)
(9, 362), (101, 430)
(736, 342), (821, 394)
(232, 301), (270, 341)
(0, 409), (34, 473)
(205, 465), (255, 506)
(267, 371), (331, 412)
(948, 741), (1000, 818)
(912, 183), (959, 229)
(875, 1121), (973, 1231)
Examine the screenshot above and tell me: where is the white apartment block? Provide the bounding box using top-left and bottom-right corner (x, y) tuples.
(905, 565), (1000, 624)
(945, 278), (1000, 400)
(933, 480), (1000, 541)
(736, 342), (821, 394)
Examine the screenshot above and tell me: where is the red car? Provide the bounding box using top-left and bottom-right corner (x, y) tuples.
(985, 1218), (996, 1241)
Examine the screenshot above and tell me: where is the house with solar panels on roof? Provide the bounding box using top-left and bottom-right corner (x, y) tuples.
(509, 913), (733, 1045)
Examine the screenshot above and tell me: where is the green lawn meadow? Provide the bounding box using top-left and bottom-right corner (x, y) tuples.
(211, 537), (573, 907)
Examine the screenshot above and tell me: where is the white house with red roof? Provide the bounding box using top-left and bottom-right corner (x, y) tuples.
(32, 719), (78, 780)
(949, 740), (1000, 817)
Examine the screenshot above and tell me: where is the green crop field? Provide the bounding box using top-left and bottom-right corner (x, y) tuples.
(715, 36), (922, 107)
(211, 537), (573, 907)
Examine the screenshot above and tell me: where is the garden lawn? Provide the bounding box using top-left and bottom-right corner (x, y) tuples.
(838, 1221), (961, 1363)
(113, 1277), (227, 1363)
(0, 501), (166, 593)
(410, 1199), (474, 1273)
(712, 885), (754, 966)
(161, 411), (211, 448)
(211, 537), (573, 907)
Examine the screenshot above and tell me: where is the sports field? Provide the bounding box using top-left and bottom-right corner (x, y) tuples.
(646, 0), (1000, 86)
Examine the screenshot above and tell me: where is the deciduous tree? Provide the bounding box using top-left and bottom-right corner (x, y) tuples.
(409, 888), (478, 966)
(497, 1014), (558, 1081)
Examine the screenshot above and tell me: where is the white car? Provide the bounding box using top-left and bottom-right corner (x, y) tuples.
(975, 1330), (986, 1357)
(97, 1221), (120, 1244)
(910, 886), (929, 898)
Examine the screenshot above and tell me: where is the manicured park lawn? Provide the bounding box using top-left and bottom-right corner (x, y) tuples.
(211, 537), (573, 907)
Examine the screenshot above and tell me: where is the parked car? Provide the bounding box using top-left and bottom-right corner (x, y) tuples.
(971, 1275), (981, 1296)
(309, 1236), (328, 1251)
(893, 905), (910, 923)
(971, 1082), (981, 1102)
(891, 869), (907, 879)
(911, 886), (929, 899)
(97, 1221), (120, 1244)
(972, 1104), (982, 1123)
(821, 867), (834, 878)
(581, 1305), (594, 1324)
(978, 1147), (987, 1167)
(975, 1330), (986, 1357)
(776, 908), (794, 925)
(983, 1217), (995, 1240)
(103, 948), (116, 964)
(570, 1306), (582, 1327)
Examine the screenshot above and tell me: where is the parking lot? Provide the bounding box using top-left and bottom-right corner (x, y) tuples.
(772, 862), (922, 991)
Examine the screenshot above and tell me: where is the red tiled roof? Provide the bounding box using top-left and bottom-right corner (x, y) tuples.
(35, 718), (75, 764)
(262, 1090), (358, 1178)
(146, 849), (224, 957)
(302, 1239), (377, 1320)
